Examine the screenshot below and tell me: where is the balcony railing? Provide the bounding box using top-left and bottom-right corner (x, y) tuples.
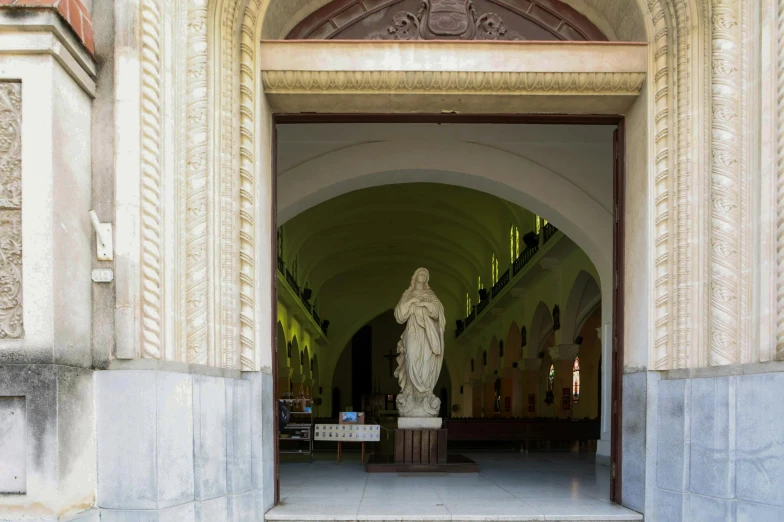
(278, 257), (328, 337)
(491, 269), (510, 299)
(512, 244), (539, 276)
(543, 222), (557, 245)
(455, 225), (560, 339)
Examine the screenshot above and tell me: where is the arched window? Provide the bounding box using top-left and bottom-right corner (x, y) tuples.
(535, 215), (548, 235)
(491, 253), (499, 283)
(466, 293), (472, 316)
(510, 224), (520, 262)
(477, 276), (483, 291)
(572, 357), (581, 402)
(547, 364), (555, 392)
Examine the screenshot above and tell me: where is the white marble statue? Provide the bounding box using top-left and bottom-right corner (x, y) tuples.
(394, 268), (446, 419)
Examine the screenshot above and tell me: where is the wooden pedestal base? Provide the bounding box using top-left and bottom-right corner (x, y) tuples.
(395, 428), (447, 464)
(365, 428), (478, 472)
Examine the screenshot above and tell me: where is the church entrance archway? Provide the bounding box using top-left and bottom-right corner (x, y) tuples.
(273, 116), (624, 508)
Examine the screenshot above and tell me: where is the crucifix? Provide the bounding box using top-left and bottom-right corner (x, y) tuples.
(383, 346), (399, 378)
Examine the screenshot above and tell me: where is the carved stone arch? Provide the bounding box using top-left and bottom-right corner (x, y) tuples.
(505, 320), (522, 364)
(277, 321), (288, 370)
(528, 301), (553, 357)
(562, 270), (601, 343)
(206, 0), (714, 374)
(286, 0), (609, 41)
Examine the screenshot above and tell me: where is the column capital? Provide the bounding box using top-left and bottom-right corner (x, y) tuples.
(549, 344), (580, 361)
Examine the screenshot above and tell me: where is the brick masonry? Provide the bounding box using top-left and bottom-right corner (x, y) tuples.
(0, 0), (94, 54)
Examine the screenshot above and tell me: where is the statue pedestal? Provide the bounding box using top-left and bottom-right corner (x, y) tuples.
(398, 417), (442, 429)
(364, 427), (478, 472)
(395, 428), (447, 465)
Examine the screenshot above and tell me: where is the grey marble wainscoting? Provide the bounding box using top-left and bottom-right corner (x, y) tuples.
(94, 368), (274, 521)
(646, 365), (784, 522)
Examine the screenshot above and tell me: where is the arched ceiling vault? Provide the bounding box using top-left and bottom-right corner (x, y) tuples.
(284, 189), (518, 256)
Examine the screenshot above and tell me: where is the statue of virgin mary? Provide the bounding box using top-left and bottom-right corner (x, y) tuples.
(393, 268), (446, 419)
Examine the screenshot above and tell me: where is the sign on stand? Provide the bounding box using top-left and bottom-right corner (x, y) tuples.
(314, 424), (380, 441)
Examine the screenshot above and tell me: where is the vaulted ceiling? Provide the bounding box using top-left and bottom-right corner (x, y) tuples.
(277, 122), (612, 374)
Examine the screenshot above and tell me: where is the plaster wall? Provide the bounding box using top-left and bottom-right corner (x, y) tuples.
(0, 54), (92, 366)
(0, 19), (96, 518)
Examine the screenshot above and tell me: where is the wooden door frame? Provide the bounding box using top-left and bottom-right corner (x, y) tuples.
(270, 112), (625, 504)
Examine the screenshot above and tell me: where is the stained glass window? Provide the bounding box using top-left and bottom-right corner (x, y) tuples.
(535, 215), (548, 235)
(572, 357), (581, 403)
(491, 253), (499, 283)
(548, 364), (555, 392)
(510, 224), (520, 262)
(466, 293), (472, 316)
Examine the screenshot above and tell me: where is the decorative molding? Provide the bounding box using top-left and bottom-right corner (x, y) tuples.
(261, 71), (646, 95)
(649, 0), (673, 371)
(0, 82), (22, 339)
(777, 0), (784, 361)
(709, 0), (743, 366)
(217, 0), (243, 370)
(140, 0), (164, 360)
(238, 0), (262, 370)
(673, 0), (693, 369)
(186, 0), (210, 365)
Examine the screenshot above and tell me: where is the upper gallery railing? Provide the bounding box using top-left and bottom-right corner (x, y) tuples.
(455, 224), (560, 339)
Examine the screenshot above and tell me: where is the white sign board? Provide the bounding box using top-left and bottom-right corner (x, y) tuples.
(314, 424), (380, 441)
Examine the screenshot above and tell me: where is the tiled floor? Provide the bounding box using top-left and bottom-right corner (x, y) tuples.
(266, 452), (643, 521)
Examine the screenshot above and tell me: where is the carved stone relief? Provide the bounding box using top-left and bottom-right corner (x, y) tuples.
(287, 0), (608, 41)
(0, 82), (22, 339)
(371, 0), (516, 40)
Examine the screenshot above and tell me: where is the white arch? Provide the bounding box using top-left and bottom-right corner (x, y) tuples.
(278, 140), (612, 289)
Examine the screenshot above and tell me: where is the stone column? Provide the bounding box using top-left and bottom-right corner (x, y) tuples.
(520, 358), (541, 418)
(549, 345), (580, 419)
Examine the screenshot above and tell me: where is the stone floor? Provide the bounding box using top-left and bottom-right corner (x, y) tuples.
(266, 451), (643, 521)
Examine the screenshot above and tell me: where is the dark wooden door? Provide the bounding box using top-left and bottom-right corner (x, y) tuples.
(610, 124), (625, 503)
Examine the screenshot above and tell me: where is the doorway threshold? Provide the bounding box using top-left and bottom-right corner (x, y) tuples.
(269, 452), (642, 521)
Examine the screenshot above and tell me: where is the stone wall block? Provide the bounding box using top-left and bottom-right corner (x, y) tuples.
(101, 502), (196, 522)
(736, 373), (784, 506)
(686, 495), (734, 522)
(96, 371), (157, 509)
(736, 501), (784, 521)
(257, 461), (275, 516)
(261, 372), (274, 465)
(225, 378), (252, 495)
(56, 366), (96, 506)
(689, 377), (733, 498)
(193, 375), (227, 500)
(158, 502), (196, 522)
(654, 488), (684, 522)
(656, 379), (688, 492)
(621, 371), (646, 512)
(156, 372), (195, 507)
(227, 491), (256, 522)
(196, 496), (228, 522)
(243, 373), (264, 490)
